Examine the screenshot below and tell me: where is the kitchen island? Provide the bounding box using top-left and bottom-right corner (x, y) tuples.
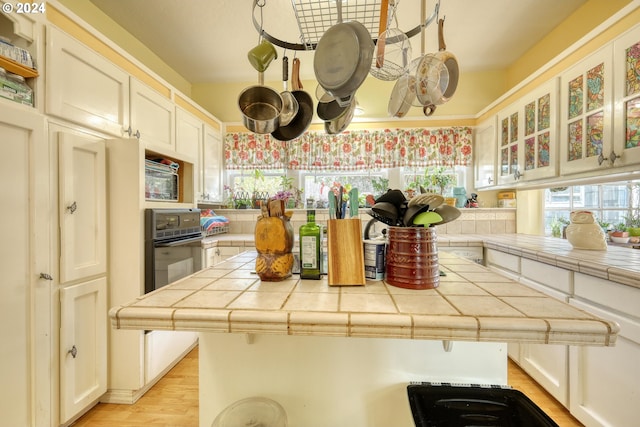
(109, 249), (618, 427)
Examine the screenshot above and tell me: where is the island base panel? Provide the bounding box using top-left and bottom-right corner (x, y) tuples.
(199, 333), (507, 427)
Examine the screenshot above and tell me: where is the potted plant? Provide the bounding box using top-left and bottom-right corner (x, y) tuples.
(611, 223), (628, 238)
(625, 214), (640, 237)
(550, 216), (569, 238)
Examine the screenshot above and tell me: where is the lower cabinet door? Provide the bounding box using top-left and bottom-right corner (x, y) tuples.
(569, 299), (640, 427)
(60, 277), (107, 423)
(520, 343), (569, 406)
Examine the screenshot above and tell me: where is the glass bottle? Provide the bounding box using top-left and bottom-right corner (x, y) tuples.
(299, 210), (321, 279)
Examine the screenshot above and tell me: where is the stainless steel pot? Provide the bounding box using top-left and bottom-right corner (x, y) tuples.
(238, 72), (283, 134)
(271, 58), (313, 141)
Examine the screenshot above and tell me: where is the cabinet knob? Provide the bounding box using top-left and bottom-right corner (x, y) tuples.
(67, 345), (77, 359)
(513, 170), (522, 180)
(133, 129), (141, 139)
(67, 201), (77, 214)
(487, 177), (493, 184)
(39, 273), (53, 281)
(124, 126), (132, 137)
(598, 150), (619, 166)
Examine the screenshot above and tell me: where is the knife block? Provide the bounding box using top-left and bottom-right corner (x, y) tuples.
(326, 218), (366, 286)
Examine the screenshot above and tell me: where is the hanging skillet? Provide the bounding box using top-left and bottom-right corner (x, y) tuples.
(271, 58), (313, 141)
(432, 18), (459, 103)
(313, 0), (374, 107)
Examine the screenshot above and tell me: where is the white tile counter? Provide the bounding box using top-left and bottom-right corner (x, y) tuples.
(109, 250), (618, 347)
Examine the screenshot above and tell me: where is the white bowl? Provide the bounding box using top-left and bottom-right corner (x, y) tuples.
(611, 236), (630, 244)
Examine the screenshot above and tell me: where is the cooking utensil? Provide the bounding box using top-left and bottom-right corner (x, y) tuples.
(325, 95), (356, 134)
(238, 72), (283, 134)
(403, 203), (431, 226)
(414, 53), (449, 106)
(388, 73), (416, 118)
(376, 189), (407, 207)
(247, 39), (277, 73)
(431, 203), (461, 225)
(348, 188), (359, 217)
(412, 210), (443, 227)
(278, 56), (298, 126)
(371, 201), (398, 224)
(271, 57), (313, 141)
(432, 18), (459, 103)
(313, 0), (374, 107)
(408, 192), (444, 209)
(375, 0), (389, 69)
(329, 191), (337, 220)
(371, 0), (412, 81)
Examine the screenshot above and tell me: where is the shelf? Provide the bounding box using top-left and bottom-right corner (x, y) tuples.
(0, 55), (38, 78)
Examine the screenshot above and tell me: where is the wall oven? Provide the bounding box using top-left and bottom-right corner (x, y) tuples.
(145, 208), (203, 294)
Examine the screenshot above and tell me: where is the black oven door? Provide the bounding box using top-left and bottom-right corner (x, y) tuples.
(145, 235), (202, 294)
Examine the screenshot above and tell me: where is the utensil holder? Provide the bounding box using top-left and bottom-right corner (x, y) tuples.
(326, 218), (366, 286)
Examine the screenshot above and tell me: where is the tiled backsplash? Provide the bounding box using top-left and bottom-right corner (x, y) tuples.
(213, 208), (516, 235)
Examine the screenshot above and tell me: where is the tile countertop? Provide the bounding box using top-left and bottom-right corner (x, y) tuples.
(109, 249), (619, 347)
(204, 233), (640, 289)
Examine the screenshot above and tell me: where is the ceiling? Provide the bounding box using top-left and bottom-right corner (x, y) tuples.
(88, 0), (588, 86)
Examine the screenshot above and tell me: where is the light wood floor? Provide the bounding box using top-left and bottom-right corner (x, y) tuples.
(73, 346), (583, 426)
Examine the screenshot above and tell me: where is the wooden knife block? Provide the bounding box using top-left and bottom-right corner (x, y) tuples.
(326, 218), (366, 286)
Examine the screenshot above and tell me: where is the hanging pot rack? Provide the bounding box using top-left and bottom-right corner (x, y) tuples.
(252, 0), (440, 51)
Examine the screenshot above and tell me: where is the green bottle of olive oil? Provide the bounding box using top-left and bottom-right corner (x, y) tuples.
(299, 210), (321, 279)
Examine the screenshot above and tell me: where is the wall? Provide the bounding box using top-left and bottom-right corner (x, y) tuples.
(215, 208), (516, 236)
(57, 0), (192, 95)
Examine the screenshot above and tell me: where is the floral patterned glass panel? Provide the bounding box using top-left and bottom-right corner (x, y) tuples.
(568, 75), (583, 119)
(538, 132), (550, 167)
(525, 137), (535, 170)
(510, 144), (518, 173)
(626, 41), (640, 97)
(501, 117), (508, 146)
(510, 113), (518, 143)
(626, 96), (640, 149)
(586, 112), (604, 157)
(525, 101), (535, 136)
(538, 94), (550, 130)
(586, 63), (605, 112)
(501, 147), (509, 176)
(568, 120), (583, 161)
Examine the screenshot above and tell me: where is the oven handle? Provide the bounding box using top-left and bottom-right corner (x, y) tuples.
(155, 235), (203, 247)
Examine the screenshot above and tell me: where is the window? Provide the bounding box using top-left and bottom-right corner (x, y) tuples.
(301, 170), (388, 207)
(544, 181), (639, 235)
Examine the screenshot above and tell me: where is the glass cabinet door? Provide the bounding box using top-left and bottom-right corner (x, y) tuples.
(560, 43), (614, 175)
(613, 25), (640, 167)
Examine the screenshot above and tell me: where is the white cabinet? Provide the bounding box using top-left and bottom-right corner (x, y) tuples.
(176, 107), (203, 199)
(496, 78), (559, 185)
(473, 116), (497, 189)
(559, 43), (614, 175)
(612, 25), (640, 167)
(569, 296), (640, 427)
(130, 78), (175, 151)
(46, 25), (129, 136)
(59, 277), (107, 424)
(203, 124), (224, 202)
(496, 102), (522, 186)
(58, 131), (107, 283)
(518, 78), (559, 181)
(0, 103), (50, 427)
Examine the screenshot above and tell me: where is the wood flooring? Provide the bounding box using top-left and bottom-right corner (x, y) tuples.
(73, 346), (583, 427)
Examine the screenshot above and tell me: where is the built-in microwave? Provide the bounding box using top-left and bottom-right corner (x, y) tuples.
(145, 159), (179, 202)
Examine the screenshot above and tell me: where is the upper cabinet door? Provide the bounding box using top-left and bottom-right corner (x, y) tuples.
(203, 124), (224, 202)
(474, 115), (497, 189)
(130, 78), (175, 151)
(58, 132), (106, 283)
(519, 78), (559, 182)
(613, 25), (640, 167)
(559, 44), (614, 175)
(46, 26), (129, 136)
(496, 102), (522, 186)
(176, 107), (203, 198)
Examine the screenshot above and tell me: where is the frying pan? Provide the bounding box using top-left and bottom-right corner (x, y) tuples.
(313, 0), (374, 107)
(388, 73), (416, 118)
(238, 72), (283, 134)
(432, 18), (459, 103)
(271, 58), (313, 141)
(325, 95), (356, 134)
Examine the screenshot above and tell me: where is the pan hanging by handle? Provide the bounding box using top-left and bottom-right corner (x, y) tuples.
(375, 0), (389, 69)
(279, 56), (298, 126)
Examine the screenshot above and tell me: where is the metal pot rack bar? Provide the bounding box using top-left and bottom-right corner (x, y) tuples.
(252, 0), (440, 51)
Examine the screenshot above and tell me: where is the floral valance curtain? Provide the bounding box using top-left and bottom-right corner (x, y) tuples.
(224, 127), (472, 171)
